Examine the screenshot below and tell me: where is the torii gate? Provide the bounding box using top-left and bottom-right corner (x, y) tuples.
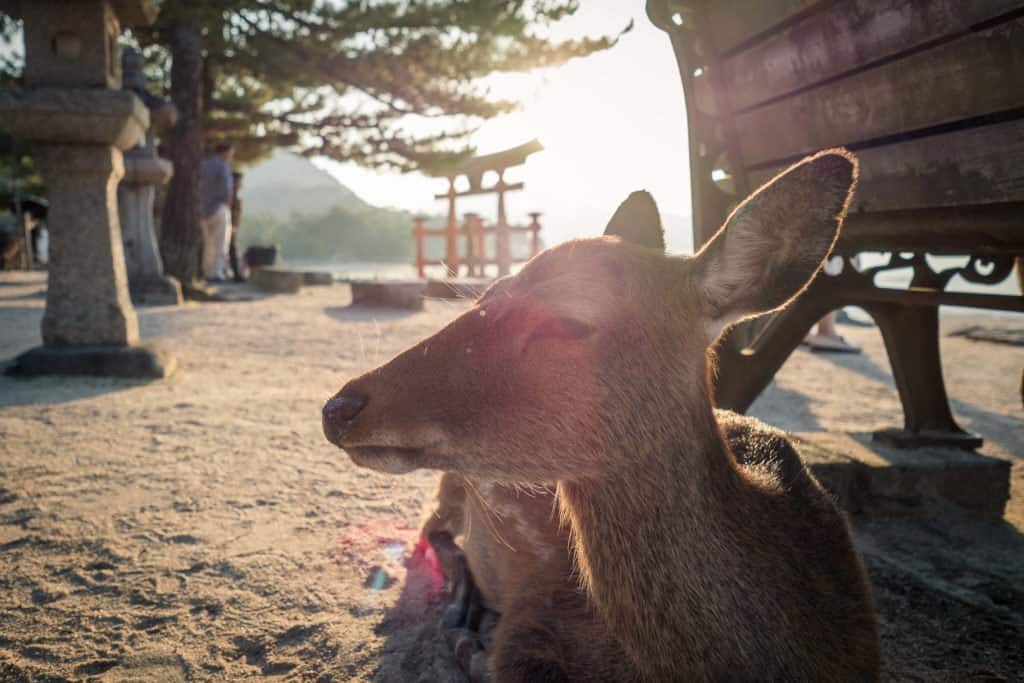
(414, 139), (543, 278)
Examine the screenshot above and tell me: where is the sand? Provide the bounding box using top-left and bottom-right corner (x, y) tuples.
(0, 270), (1022, 682)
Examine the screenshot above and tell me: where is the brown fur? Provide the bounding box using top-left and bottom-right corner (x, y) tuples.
(326, 150), (880, 681)
(423, 474), (637, 682)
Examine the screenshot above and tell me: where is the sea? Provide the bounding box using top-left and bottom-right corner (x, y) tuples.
(285, 254), (1021, 320)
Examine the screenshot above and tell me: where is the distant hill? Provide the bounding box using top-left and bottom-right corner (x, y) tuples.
(240, 150), (369, 217)
(237, 150), (438, 263)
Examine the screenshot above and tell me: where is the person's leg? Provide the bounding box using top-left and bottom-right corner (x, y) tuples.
(213, 206), (231, 280)
(817, 311), (837, 337)
(228, 228), (242, 281)
(805, 310), (859, 353)
(200, 214), (217, 279)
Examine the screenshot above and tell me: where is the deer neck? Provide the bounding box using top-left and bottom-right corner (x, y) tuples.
(557, 397), (745, 677)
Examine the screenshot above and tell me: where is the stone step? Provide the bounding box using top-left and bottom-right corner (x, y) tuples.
(250, 267), (303, 294)
(797, 431), (1011, 520)
(348, 280), (425, 310)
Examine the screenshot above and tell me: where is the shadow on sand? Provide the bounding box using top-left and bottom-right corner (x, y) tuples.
(857, 508), (1024, 681)
(807, 339), (1022, 456)
(372, 561), (465, 683)
(0, 372), (162, 408)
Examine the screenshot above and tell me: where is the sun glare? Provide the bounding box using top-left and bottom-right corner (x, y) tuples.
(318, 1), (693, 252)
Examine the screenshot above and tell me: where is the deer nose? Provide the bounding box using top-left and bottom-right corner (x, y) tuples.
(322, 394), (366, 446)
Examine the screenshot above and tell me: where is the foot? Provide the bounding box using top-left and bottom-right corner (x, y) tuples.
(804, 333), (861, 353)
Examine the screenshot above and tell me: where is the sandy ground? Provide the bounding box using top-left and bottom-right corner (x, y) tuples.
(0, 270), (1021, 682)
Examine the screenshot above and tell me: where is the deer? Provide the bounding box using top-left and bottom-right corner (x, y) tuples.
(323, 149), (880, 681)
(420, 472), (637, 681)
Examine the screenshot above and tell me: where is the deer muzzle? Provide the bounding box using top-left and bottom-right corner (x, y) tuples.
(321, 393), (367, 446)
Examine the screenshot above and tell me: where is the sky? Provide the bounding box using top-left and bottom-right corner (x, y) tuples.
(315, 0), (695, 253)
(0, 1), (693, 252)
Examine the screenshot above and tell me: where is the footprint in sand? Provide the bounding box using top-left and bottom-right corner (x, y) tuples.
(99, 651), (187, 682)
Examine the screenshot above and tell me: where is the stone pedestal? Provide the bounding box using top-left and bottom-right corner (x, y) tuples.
(35, 143), (139, 346)
(349, 280), (425, 310)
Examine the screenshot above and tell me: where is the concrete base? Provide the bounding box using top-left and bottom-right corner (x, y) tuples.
(130, 275), (182, 307)
(797, 432), (1010, 520)
(425, 278), (492, 300)
(5, 344), (176, 379)
(251, 267), (302, 294)
(350, 280), (424, 310)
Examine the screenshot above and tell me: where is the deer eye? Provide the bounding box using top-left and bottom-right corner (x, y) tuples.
(525, 316), (592, 350)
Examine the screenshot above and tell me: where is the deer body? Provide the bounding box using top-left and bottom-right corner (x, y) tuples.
(560, 409), (878, 680)
(325, 151), (880, 681)
(424, 473), (638, 681)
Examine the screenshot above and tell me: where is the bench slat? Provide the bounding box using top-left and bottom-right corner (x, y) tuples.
(748, 118), (1024, 211)
(837, 203), (1024, 255)
(705, 0), (822, 55)
(719, 0), (1024, 113)
(733, 18), (1024, 167)
(831, 285), (1023, 311)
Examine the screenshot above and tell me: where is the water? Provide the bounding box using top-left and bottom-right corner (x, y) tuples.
(285, 255), (1021, 319)
(282, 259), (521, 282)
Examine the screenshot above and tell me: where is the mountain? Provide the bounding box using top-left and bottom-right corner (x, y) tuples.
(240, 150), (369, 217)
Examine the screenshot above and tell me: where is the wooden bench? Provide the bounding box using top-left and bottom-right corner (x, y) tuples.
(648, 0), (1024, 448)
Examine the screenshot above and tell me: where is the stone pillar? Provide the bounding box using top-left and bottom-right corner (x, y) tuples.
(36, 144), (138, 345)
(0, 0), (173, 378)
(495, 172), (511, 277)
(118, 47), (181, 306)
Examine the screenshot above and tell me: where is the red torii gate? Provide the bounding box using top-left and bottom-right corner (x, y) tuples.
(414, 139), (543, 279)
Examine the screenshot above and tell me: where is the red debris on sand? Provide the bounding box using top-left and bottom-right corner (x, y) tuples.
(407, 535), (445, 594)
(332, 523), (445, 600)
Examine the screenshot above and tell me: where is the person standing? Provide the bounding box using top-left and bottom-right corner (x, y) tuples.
(199, 143), (234, 282)
(228, 171), (245, 282)
(803, 255), (861, 353)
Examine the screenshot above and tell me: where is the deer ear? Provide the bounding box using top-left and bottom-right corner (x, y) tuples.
(692, 149), (857, 341)
(603, 190), (665, 251)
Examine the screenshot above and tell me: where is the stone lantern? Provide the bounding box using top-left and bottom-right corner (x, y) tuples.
(118, 46), (182, 307)
(0, 0), (175, 378)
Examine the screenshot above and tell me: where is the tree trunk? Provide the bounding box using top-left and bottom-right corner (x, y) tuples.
(159, 20), (203, 288)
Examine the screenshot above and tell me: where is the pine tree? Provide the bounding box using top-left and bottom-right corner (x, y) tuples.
(136, 0), (620, 288)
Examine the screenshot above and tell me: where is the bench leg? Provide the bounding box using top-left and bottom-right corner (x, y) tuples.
(865, 302), (982, 449)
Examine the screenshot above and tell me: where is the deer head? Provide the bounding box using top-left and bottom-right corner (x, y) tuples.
(323, 150), (857, 482)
